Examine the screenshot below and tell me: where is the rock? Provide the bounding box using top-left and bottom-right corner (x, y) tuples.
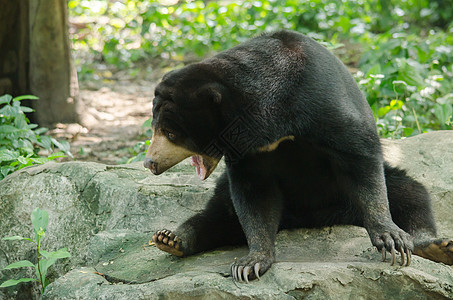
(0, 131), (452, 299)
(382, 131), (453, 237)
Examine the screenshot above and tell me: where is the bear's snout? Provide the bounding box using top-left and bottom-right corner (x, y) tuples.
(144, 158), (159, 175)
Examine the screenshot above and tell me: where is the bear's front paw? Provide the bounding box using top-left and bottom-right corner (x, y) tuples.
(369, 224), (414, 266)
(152, 229), (184, 257)
(230, 252), (274, 283)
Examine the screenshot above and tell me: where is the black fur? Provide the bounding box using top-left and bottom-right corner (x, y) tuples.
(148, 30), (440, 280)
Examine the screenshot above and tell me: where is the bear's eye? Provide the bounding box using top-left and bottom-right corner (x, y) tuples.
(166, 131), (176, 141)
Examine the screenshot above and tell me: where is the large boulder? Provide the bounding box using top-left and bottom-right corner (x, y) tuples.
(0, 131), (452, 299)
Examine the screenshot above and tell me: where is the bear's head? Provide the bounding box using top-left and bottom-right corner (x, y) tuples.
(143, 65), (228, 180)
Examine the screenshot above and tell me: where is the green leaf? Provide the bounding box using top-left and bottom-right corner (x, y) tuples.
(2, 235), (36, 244)
(20, 106), (35, 113)
(434, 104), (453, 125)
(36, 259), (52, 286)
(37, 248), (71, 286)
(31, 208), (49, 239)
(390, 100), (404, 110)
(17, 156), (29, 165)
(51, 138), (71, 154)
(0, 278), (36, 288)
(0, 149), (19, 162)
(50, 138), (69, 151)
(13, 95), (39, 102)
(40, 248), (71, 260)
(403, 127), (414, 136)
(51, 138), (70, 152)
(128, 152), (146, 163)
(437, 93), (453, 105)
(366, 64), (382, 77)
(38, 135), (52, 150)
(47, 152), (66, 160)
(0, 94), (12, 105)
(397, 59), (425, 87)
(142, 117), (152, 128)
(392, 80), (408, 87)
(34, 127), (48, 135)
(0, 125), (21, 134)
(30, 157), (50, 164)
(0, 103), (20, 117)
(2, 260), (35, 270)
(378, 106), (391, 117)
(43, 277), (51, 290)
(0, 165), (14, 179)
(18, 139), (34, 154)
(2, 235), (26, 241)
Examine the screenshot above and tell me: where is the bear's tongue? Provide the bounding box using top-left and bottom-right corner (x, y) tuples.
(191, 155), (207, 180)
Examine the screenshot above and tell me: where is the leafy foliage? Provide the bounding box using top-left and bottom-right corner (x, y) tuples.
(357, 30), (453, 137)
(1, 208), (71, 294)
(118, 117), (153, 164)
(69, 0), (452, 139)
(0, 95), (73, 180)
(69, 0), (452, 64)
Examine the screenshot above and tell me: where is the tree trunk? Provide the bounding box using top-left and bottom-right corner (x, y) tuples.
(0, 0), (29, 96)
(0, 0), (80, 126)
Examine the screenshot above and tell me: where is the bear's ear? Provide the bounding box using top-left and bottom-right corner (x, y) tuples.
(197, 83), (223, 104)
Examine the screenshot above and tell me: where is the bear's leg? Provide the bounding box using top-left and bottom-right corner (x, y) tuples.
(341, 158), (414, 266)
(227, 168), (283, 283)
(152, 172), (246, 257)
(385, 164), (453, 265)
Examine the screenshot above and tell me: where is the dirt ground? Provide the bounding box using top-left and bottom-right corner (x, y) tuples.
(52, 78), (157, 165)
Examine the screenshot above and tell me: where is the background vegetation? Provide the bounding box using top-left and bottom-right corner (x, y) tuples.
(0, 95), (72, 180)
(69, 0), (453, 139)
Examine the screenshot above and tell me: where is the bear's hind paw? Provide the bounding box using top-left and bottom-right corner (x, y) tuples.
(414, 238), (453, 265)
(152, 229), (184, 257)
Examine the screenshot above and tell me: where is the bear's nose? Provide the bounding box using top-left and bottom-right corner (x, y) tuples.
(144, 158), (158, 174)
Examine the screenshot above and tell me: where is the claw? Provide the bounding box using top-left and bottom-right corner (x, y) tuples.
(237, 266), (244, 282)
(381, 248), (386, 262)
(233, 266), (239, 281)
(254, 263), (260, 280)
(231, 265), (237, 281)
(399, 247), (405, 266)
(406, 249), (411, 267)
(243, 266), (250, 284)
(391, 248), (396, 266)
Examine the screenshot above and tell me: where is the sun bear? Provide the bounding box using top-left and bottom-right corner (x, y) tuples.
(143, 30), (453, 282)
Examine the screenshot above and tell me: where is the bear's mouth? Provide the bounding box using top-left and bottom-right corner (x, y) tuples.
(190, 155), (220, 180)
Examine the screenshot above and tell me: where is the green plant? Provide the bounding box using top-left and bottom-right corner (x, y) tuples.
(120, 117), (153, 164)
(0, 94), (73, 180)
(0, 208), (71, 294)
(357, 30), (453, 138)
(69, 1), (453, 139)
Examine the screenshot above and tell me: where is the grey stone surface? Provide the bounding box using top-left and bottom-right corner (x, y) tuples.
(0, 131), (452, 299)
(382, 131), (453, 238)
